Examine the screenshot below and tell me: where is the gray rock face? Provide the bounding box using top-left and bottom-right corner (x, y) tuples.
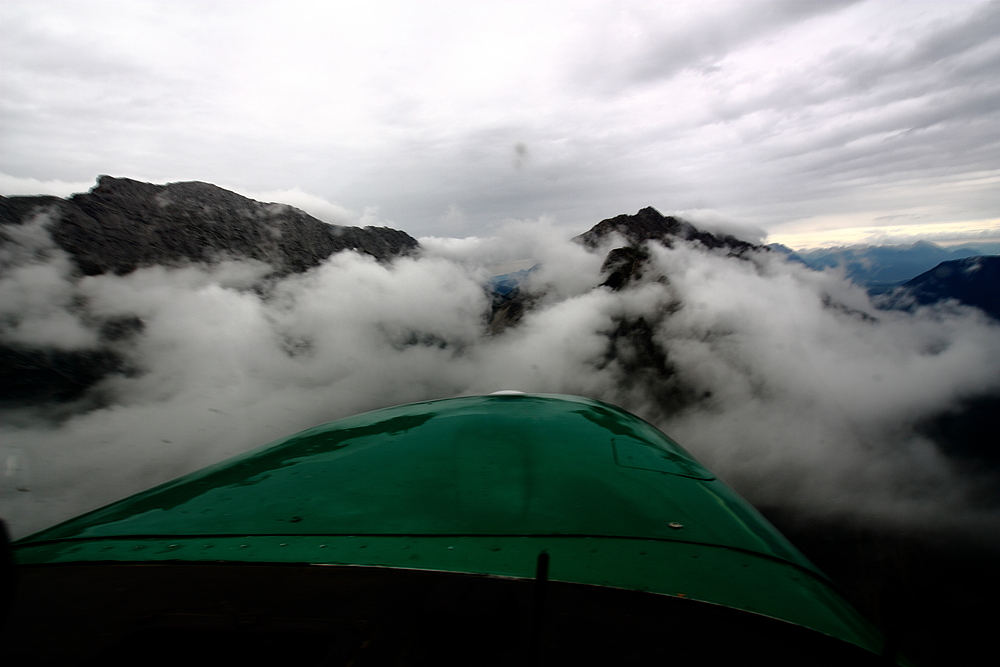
(599, 246), (650, 290)
(1, 176), (419, 276)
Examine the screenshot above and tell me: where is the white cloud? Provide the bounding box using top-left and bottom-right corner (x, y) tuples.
(239, 187), (358, 226)
(0, 210), (98, 349)
(674, 209), (768, 244)
(2, 222), (999, 538)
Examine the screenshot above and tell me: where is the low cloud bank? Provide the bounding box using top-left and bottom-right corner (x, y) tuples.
(2, 216), (999, 539)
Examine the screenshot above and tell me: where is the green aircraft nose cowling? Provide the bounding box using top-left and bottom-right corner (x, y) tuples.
(13, 393), (890, 659)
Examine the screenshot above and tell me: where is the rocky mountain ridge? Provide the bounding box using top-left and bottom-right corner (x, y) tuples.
(0, 176), (419, 276)
(771, 239), (1000, 291)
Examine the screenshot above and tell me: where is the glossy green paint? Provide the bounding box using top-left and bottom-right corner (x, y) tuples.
(14, 394), (886, 655)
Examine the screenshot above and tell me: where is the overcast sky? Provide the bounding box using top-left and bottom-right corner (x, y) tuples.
(2, 0), (998, 247)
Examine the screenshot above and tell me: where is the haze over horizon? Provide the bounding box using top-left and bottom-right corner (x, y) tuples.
(2, 0), (999, 248)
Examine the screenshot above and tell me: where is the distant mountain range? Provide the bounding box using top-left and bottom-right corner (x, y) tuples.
(769, 240), (1000, 292)
(765, 239), (1000, 321)
(879, 256), (1000, 320)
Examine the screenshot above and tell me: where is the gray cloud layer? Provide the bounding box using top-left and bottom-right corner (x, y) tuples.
(1, 1), (998, 242)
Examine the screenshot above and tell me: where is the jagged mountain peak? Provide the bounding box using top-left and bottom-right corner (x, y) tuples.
(574, 206), (759, 256)
(574, 206), (686, 248)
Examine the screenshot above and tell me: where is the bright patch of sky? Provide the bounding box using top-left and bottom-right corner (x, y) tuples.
(2, 0), (998, 247)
